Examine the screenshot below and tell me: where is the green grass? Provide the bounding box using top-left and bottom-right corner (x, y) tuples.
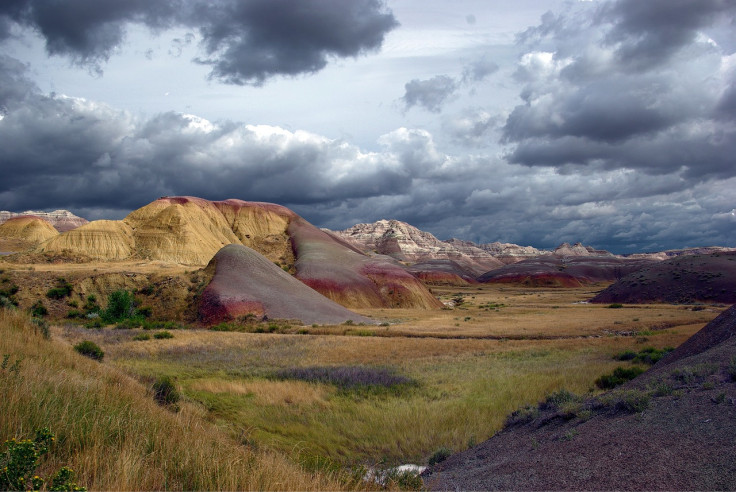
(0, 308), (342, 490)
(96, 331), (625, 466)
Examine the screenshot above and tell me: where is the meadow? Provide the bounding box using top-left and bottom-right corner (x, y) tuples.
(52, 283), (719, 471)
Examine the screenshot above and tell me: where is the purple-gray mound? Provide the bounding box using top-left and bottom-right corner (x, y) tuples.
(478, 256), (653, 287)
(423, 305), (736, 490)
(591, 252), (736, 304)
(199, 244), (375, 326)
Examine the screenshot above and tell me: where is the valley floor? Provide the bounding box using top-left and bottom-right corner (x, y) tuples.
(50, 283), (721, 470)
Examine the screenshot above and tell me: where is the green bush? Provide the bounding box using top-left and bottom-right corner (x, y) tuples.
(606, 303), (624, 309)
(132, 333), (151, 341)
(46, 278), (73, 300)
(30, 301), (47, 317)
(0, 427), (85, 491)
(595, 366), (645, 389)
(103, 290), (134, 322)
(153, 330), (174, 339)
(73, 341), (104, 362)
(152, 376), (180, 406)
(428, 447), (452, 466)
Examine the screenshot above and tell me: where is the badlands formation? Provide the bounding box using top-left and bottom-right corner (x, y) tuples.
(2, 197), (735, 319)
(17, 197), (441, 317)
(0, 209), (88, 232)
(0, 215), (59, 244)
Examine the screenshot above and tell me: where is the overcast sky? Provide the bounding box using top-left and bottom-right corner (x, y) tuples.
(1, 0), (735, 254)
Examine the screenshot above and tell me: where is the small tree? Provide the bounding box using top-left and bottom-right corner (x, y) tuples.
(103, 290), (134, 322)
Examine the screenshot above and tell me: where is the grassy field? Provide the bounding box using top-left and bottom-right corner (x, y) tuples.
(0, 308), (345, 490)
(51, 284), (720, 470)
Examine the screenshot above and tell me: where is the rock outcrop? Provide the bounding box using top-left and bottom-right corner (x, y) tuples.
(37, 196), (441, 310)
(0, 216), (59, 244)
(423, 305), (736, 490)
(199, 244), (375, 325)
(333, 220), (503, 276)
(0, 209), (88, 232)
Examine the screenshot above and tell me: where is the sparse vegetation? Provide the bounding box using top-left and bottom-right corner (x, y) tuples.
(614, 346), (674, 365)
(276, 365), (415, 393)
(73, 341), (104, 361)
(597, 389), (650, 413)
(45, 278), (73, 300)
(595, 366), (645, 389)
(152, 376), (181, 407)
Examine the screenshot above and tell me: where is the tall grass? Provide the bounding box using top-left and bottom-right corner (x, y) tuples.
(0, 308), (343, 490)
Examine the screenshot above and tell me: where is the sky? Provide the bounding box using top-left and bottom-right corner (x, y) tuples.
(0, 0), (735, 254)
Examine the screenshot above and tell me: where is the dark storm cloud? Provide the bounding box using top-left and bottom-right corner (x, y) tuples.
(502, 0), (736, 182)
(0, 0), (397, 84)
(193, 0), (398, 85)
(0, 56), (411, 216)
(402, 75), (458, 112)
(601, 0), (736, 72)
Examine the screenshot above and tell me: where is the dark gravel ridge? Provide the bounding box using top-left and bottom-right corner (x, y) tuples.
(423, 305), (736, 490)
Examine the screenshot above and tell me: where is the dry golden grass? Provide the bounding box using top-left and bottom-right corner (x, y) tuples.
(189, 378), (333, 407)
(0, 308), (345, 491)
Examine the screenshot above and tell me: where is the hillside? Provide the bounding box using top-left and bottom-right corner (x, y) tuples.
(0, 216), (59, 244)
(0, 307), (341, 490)
(591, 252), (736, 304)
(199, 244), (376, 325)
(478, 256), (654, 287)
(0, 209), (88, 232)
(34, 196), (439, 310)
(423, 304), (736, 490)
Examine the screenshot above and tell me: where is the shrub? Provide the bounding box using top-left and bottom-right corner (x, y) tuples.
(505, 404), (539, 427)
(728, 357), (736, 382)
(73, 341), (104, 361)
(428, 447), (452, 466)
(153, 330), (174, 339)
(46, 278), (73, 300)
(103, 290), (135, 322)
(136, 306), (153, 318)
(598, 389), (650, 413)
(595, 366), (644, 389)
(0, 428), (85, 492)
(66, 309), (82, 319)
(606, 303), (624, 309)
(30, 300), (47, 317)
(152, 376), (180, 406)
(132, 333), (151, 341)
(614, 350), (637, 361)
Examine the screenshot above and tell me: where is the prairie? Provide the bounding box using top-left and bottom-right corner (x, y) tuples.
(51, 282), (720, 469)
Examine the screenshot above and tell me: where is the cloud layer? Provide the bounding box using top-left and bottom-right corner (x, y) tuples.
(0, 0), (398, 83)
(0, 0), (734, 254)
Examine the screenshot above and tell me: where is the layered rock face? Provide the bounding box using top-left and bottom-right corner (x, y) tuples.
(447, 239), (546, 264)
(199, 244), (375, 325)
(0, 210), (88, 232)
(333, 220), (503, 276)
(0, 216), (59, 244)
(37, 196), (440, 310)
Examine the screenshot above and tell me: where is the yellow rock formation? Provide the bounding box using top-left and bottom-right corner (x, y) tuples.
(38, 220), (135, 260)
(0, 216), (59, 244)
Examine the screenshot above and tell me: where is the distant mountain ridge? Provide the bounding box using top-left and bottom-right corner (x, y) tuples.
(0, 209), (88, 232)
(331, 220), (614, 268)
